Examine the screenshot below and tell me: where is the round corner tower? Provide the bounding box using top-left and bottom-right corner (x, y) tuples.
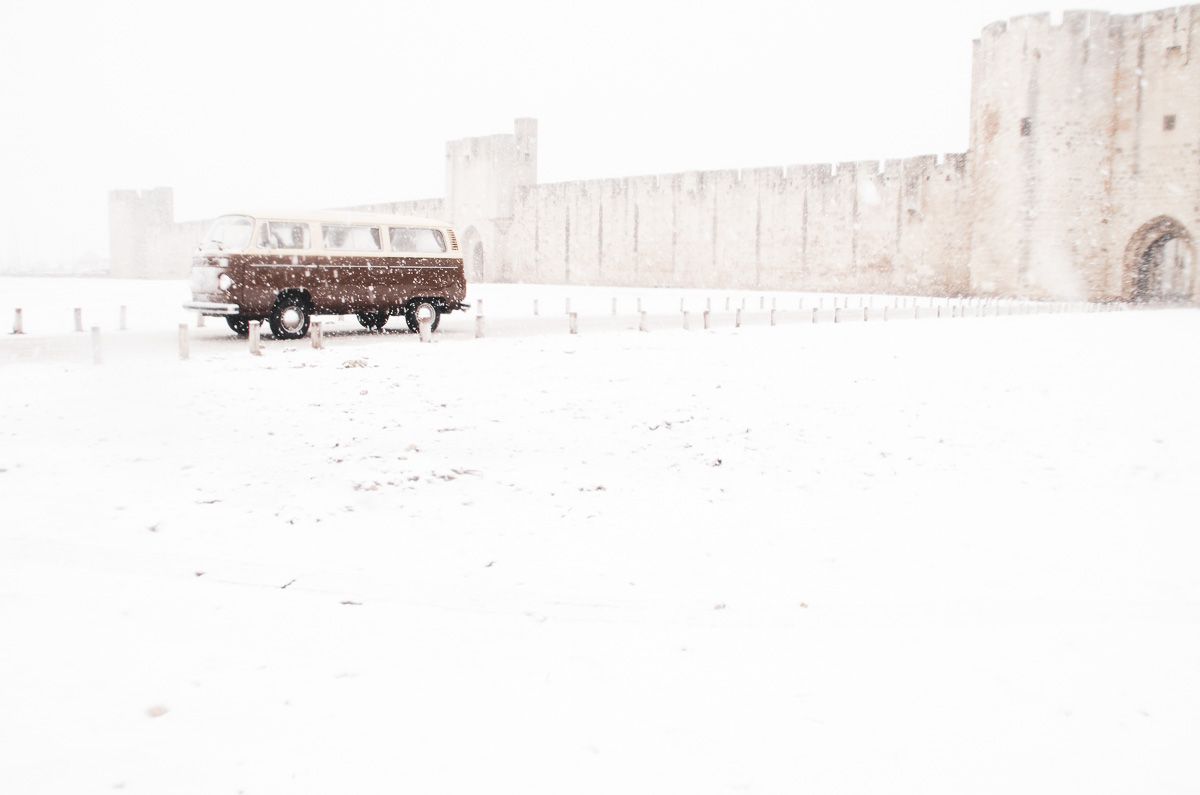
(968, 6), (1200, 301)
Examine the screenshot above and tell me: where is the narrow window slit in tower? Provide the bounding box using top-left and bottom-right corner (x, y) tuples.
(1020, 117), (1033, 137)
(1163, 114), (1176, 131)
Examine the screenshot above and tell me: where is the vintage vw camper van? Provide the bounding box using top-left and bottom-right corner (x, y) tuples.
(183, 211), (468, 338)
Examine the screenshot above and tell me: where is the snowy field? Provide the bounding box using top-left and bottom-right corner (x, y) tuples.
(1, 276), (1198, 794)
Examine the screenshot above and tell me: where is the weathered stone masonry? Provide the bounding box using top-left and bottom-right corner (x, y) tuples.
(112, 5), (1198, 301)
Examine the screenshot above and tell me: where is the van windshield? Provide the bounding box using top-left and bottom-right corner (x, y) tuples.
(202, 215), (254, 252)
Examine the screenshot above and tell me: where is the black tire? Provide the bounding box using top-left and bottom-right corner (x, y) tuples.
(226, 317), (250, 336)
(269, 294), (311, 339)
(404, 300), (441, 333)
(356, 311), (389, 331)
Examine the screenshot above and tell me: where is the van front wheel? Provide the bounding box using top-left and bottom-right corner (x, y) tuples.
(404, 301), (440, 333)
(269, 295), (311, 339)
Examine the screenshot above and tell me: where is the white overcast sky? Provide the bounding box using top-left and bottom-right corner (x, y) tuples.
(0, 0), (1163, 268)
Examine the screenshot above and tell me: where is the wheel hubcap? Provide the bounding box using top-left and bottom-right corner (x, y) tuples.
(415, 304), (435, 323)
(280, 307), (303, 331)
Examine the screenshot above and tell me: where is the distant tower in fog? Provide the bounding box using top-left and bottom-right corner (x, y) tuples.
(108, 188), (174, 279)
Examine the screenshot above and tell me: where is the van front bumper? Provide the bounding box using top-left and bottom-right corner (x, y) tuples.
(184, 301), (240, 316)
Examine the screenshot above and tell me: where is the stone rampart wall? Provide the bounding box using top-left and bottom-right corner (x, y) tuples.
(504, 154), (972, 295)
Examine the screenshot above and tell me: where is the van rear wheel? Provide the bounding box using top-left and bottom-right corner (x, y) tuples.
(404, 301), (440, 333)
(356, 311), (389, 331)
(226, 317), (250, 336)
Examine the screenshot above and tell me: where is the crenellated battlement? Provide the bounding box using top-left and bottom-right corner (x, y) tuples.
(525, 147), (972, 204)
(977, 3), (1195, 48)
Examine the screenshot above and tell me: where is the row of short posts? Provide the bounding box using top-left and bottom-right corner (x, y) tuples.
(7, 297), (1128, 361)
(17, 296), (1120, 340)
(9, 306), (132, 335)
(11, 306), (127, 364)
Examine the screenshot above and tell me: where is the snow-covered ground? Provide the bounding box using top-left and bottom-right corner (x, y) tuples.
(1, 277), (1198, 794)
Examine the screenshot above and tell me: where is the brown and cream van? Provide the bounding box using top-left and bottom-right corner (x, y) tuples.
(183, 211), (467, 339)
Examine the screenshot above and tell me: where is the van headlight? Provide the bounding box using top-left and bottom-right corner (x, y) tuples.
(218, 273), (234, 291)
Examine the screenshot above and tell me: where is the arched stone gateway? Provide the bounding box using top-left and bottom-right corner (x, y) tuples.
(1123, 216), (1195, 303)
(460, 226), (486, 282)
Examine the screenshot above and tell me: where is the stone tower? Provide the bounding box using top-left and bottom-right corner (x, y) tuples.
(969, 6), (1199, 300)
(108, 187), (174, 278)
(445, 118), (538, 282)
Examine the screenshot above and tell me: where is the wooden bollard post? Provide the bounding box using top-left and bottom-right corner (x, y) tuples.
(477, 299), (484, 317)
(798, 297), (804, 310)
(565, 297), (571, 314)
(740, 298), (747, 311)
(178, 323), (189, 360)
(769, 309), (776, 326)
(703, 310), (711, 330)
(883, 306), (889, 322)
(611, 297), (617, 316)
(759, 296), (765, 310)
(863, 307), (869, 322)
(419, 315), (433, 342)
(533, 298), (539, 316)
(74, 308), (83, 332)
(12, 308), (23, 334)
(706, 297), (712, 312)
(680, 297), (685, 313)
(639, 311), (648, 332)
(91, 326), (102, 364)
(834, 307), (841, 324)
(914, 306), (920, 320)
(568, 312), (578, 335)
(682, 311), (691, 330)
(636, 297), (642, 313)
(735, 308), (742, 328)
(936, 306), (942, 319)
(771, 297), (777, 311)
(725, 297), (731, 311)
(819, 296), (824, 309)
(119, 305), (128, 331)
(811, 307), (818, 324)
(312, 321), (324, 349)
(248, 320), (262, 355)
(475, 315), (485, 339)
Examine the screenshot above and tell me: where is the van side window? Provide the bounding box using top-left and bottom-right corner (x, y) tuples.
(389, 227), (447, 254)
(260, 221), (310, 249)
(323, 225), (382, 251)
